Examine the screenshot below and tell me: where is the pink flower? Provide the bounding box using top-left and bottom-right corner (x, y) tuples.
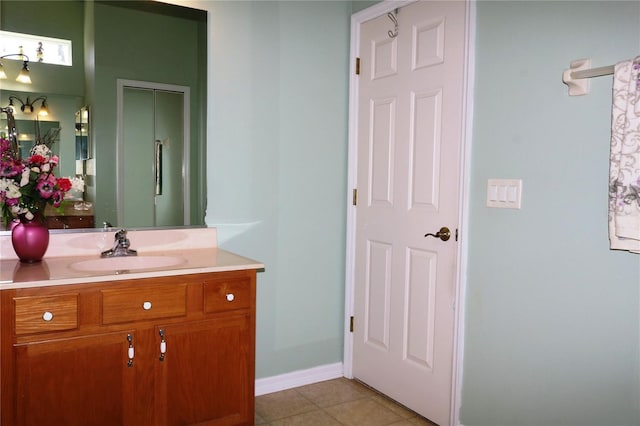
(0, 139), (10, 153)
(5, 197), (19, 206)
(36, 176), (56, 199)
(52, 191), (64, 207)
(0, 161), (21, 178)
(0, 163), (22, 177)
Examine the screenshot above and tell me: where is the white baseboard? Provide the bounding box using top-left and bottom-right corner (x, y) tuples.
(255, 362), (344, 396)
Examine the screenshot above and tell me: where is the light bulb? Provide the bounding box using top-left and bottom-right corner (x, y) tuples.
(38, 101), (49, 117)
(16, 61), (31, 84)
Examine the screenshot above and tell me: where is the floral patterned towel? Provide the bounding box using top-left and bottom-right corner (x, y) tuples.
(609, 57), (640, 253)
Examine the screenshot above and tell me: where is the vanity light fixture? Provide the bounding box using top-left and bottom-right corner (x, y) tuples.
(8, 95), (49, 117)
(0, 53), (32, 84)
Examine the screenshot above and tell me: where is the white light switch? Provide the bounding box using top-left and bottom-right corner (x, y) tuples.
(486, 179), (522, 209)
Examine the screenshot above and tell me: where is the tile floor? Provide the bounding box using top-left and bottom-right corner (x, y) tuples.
(255, 378), (438, 426)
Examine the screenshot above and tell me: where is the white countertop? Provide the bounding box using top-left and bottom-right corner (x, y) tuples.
(0, 227), (264, 290)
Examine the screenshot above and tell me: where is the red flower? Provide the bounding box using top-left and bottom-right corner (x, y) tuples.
(56, 177), (72, 192)
(28, 155), (47, 165)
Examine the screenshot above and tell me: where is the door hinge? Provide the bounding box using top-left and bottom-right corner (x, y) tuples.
(355, 57), (360, 75)
(352, 188), (358, 206)
(350, 316), (354, 333)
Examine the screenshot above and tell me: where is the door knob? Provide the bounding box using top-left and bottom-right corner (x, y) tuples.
(424, 226), (451, 241)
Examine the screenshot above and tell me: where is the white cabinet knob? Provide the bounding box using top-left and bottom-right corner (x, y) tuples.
(142, 301), (152, 310)
(42, 311), (54, 321)
(226, 293), (235, 302)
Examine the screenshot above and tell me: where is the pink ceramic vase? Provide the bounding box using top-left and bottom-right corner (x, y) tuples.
(11, 214), (50, 263)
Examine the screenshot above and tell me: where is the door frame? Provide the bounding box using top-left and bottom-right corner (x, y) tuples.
(342, 2), (476, 425)
(116, 79), (191, 227)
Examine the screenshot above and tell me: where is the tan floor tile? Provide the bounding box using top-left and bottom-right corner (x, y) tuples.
(390, 418), (439, 426)
(255, 410), (269, 425)
(255, 378), (440, 426)
(407, 416), (439, 425)
(296, 378), (371, 408)
(369, 394), (416, 419)
(255, 389), (317, 421)
(270, 409), (343, 426)
(324, 398), (403, 426)
(347, 378), (380, 395)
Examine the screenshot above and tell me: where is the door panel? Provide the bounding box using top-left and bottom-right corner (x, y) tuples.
(353, 2), (467, 425)
(154, 90), (184, 227)
(13, 332), (136, 426)
(154, 316), (252, 425)
(365, 240), (392, 351)
(123, 87), (155, 228)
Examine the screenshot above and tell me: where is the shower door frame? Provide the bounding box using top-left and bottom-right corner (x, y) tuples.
(115, 79), (191, 227)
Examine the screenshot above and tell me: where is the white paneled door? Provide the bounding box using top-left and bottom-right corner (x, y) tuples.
(352, 2), (467, 425)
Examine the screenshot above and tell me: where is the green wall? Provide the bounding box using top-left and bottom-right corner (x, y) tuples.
(203, 0), (351, 377)
(462, 2), (640, 424)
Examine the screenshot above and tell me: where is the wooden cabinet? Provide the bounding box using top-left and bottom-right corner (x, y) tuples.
(44, 202), (95, 229)
(0, 270), (256, 426)
(13, 331), (136, 425)
(45, 214), (95, 229)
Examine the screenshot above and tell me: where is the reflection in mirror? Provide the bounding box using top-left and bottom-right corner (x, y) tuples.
(0, 118), (60, 160)
(75, 106), (89, 161)
(1, 89), (78, 179)
(119, 81), (189, 228)
(0, 0), (207, 232)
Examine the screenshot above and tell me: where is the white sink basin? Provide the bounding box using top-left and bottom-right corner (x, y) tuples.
(71, 256), (186, 272)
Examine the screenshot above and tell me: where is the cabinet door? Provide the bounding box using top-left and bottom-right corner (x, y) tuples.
(155, 315), (253, 425)
(13, 331), (137, 426)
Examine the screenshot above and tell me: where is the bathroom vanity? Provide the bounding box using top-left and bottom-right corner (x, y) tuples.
(0, 228), (263, 426)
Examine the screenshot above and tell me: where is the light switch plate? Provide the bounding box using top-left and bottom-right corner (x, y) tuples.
(486, 179), (522, 209)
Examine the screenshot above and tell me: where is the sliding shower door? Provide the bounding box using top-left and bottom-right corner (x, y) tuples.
(153, 91), (185, 226)
(118, 80), (190, 228)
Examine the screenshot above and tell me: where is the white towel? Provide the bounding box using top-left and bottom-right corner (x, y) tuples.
(609, 57), (640, 253)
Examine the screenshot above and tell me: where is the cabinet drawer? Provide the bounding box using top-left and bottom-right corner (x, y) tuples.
(204, 277), (250, 313)
(14, 294), (79, 335)
(101, 284), (187, 324)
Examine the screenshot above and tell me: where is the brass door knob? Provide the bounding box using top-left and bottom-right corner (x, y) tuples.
(424, 226), (451, 241)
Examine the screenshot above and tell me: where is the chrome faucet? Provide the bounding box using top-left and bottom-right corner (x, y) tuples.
(101, 229), (138, 258)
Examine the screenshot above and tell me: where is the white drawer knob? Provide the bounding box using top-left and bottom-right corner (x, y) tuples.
(42, 311), (54, 322)
(226, 293), (235, 302)
(142, 301), (152, 310)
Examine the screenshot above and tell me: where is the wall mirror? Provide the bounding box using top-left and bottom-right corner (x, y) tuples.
(0, 0), (207, 231)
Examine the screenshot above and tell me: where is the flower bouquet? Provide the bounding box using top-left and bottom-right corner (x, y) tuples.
(0, 136), (81, 228)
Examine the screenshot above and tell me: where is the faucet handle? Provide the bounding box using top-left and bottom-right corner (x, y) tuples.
(115, 229), (128, 241)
